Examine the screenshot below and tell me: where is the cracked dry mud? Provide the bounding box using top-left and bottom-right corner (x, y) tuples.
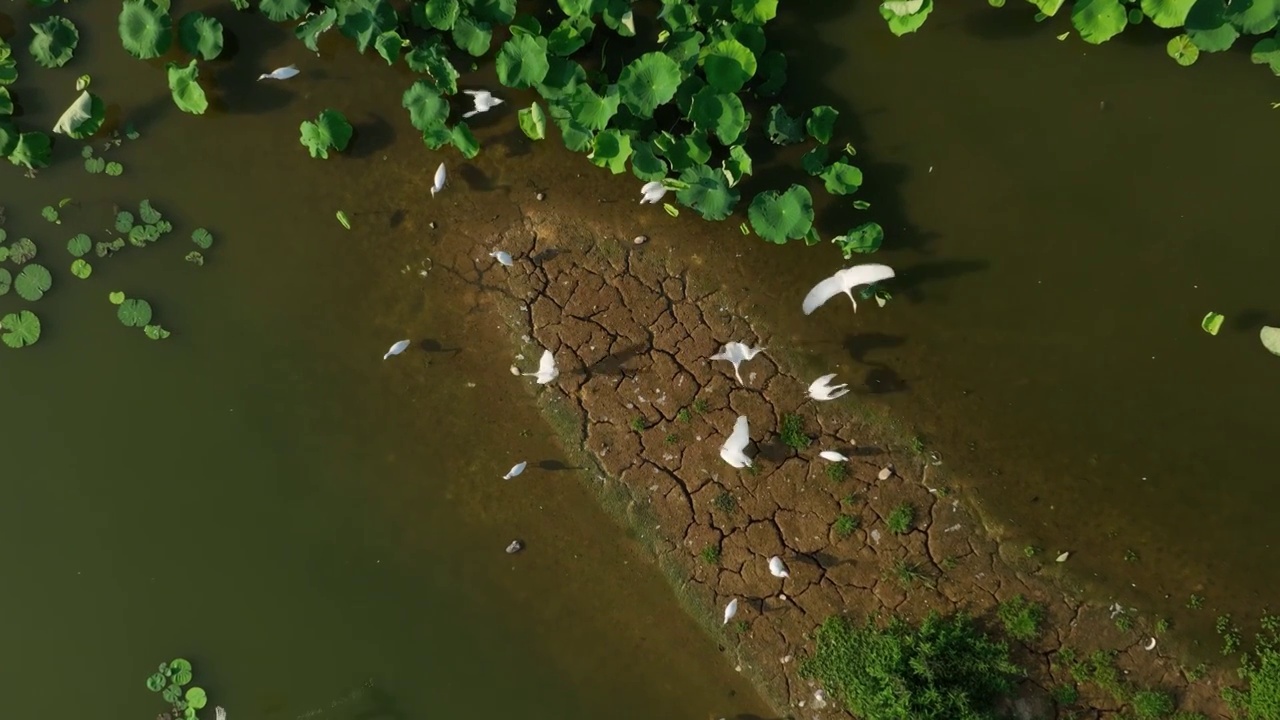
(445, 203), (1231, 720)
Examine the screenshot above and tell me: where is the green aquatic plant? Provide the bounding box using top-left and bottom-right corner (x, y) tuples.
(1261, 326), (1280, 356)
(185, 251), (205, 266)
(118, 297), (153, 327)
(700, 543), (721, 565)
(146, 657), (207, 718)
(1, 310), (41, 348)
(9, 237), (37, 264)
(886, 502), (914, 534)
(191, 228), (213, 249)
(336, 210), (352, 229)
(712, 490), (737, 514)
(179, 12), (225, 61)
(748, 185), (815, 244)
(9, 131), (52, 172)
(1131, 689), (1175, 719)
(299, 109), (353, 158)
(1202, 311), (1224, 336)
(15, 264), (52, 301)
(0, 268), (9, 296)
(71, 259), (92, 279)
(119, 0), (173, 59)
(167, 60), (209, 115)
(29, 16), (79, 68)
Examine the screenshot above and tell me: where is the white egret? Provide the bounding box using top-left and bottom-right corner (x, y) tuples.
(523, 348), (559, 385)
(383, 339), (411, 360)
(1143, 637), (1157, 651)
(807, 374), (849, 401)
(431, 162), (447, 197)
(1055, 551), (1070, 563)
(801, 263), (896, 315)
(215, 708), (226, 720)
(639, 181), (668, 204)
(709, 342), (765, 385)
(723, 597), (739, 625)
(462, 89), (504, 118)
(768, 556), (789, 578)
(718, 415), (752, 468)
(52, 91), (92, 135)
(503, 461), (527, 480)
(257, 65), (299, 81)
(819, 450), (849, 462)
(489, 250), (514, 266)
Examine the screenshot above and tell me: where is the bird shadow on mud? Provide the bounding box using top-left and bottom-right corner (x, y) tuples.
(581, 343), (646, 377)
(753, 439), (793, 465)
(529, 247), (565, 264)
(457, 163), (496, 192)
(492, 125), (534, 158)
(843, 332), (908, 395)
(416, 338), (461, 356)
(536, 459), (581, 472)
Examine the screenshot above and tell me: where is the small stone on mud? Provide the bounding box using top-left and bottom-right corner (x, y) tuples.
(633, 235), (648, 245)
(536, 192), (546, 200)
(877, 465), (894, 481)
(509, 365), (520, 375)
(506, 540), (524, 554)
(1056, 551), (1070, 562)
(428, 221), (437, 229)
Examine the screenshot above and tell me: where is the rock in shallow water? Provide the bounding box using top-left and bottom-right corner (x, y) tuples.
(633, 235), (648, 245)
(505, 539), (524, 554)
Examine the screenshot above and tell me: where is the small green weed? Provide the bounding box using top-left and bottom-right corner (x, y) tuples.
(1115, 613), (1133, 632)
(1130, 689), (1174, 719)
(712, 491), (737, 514)
(1023, 545), (1040, 557)
(1187, 594), (1204, 609)
(630, 416), (646, 432)
(700, 544), (721, 565)
(833, 514), (859, 538)
(825, 461), (849, 482)
(664, 432), (679, 445)
(731, 619), (749, 633)
(779, 413), (811, 451)
(886, 503), (914, 534)
(997, 594), (1044, 643)
(1155, 617), (1170, 634)
(1217, 614), (1241, 656)
(692, 398), (709, 414)
(941, 555), (958, 571)
(1184, 663), (1207, 681)
(1235, 614), (1280, 720)
(908, 435), (925, 453)
(841, 493), (859, 505)
(1067, 650), (1124, 699)
(1051, 684), (1079, 706)
(890, 559), (932, 588)
(676, 408), (691, 423)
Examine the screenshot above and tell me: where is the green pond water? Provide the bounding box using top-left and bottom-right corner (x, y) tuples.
(0, 3), (771, 719)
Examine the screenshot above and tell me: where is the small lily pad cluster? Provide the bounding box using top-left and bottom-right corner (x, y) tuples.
(110, 291), (171, 340)
(1, 226), (52, 348)
(81, 123), (139, 177)
(146, 658), (209, 720)
(884, 0), (1280, 74)
(118, 0), (226, 115)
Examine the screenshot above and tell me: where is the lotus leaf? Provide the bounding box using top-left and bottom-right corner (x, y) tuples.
(548, 105), (593, 152)
(801, 146), (828, 176)
(10, 132), (52, 170)
(145, 324), (172, 340)
(557, 0), (601, 16)
(1185, 0), (1238, 52)
(116, 211), (135, 233)
(186, 687), (208, 710)
(1, 310), (40, 348)
(766, 105), (804, 145)
(731, 0), (778, 23)
(166, 60), (208, 115)
(66, 235), (91, 258)
(564, 84), (620, 131)
(806, 105), (838, 144)
(259, 0), (308, 21)
(469, 0), (518, 24)
(374, 30), (403, 65)
(139, 199), (162, 224)
(146, 672), (166, 691)
(674, 74), (706, 117)
(747, 185), (814, 243)
(834, 222), (884, 258)
(548, 16), (595, 56)
(53, 91), (105, 139)
(653, 130), (711, 171)
(15, 263), (52, 301)
(0, 120), (16, 156)
(191, 228), (213, 249)
(109, 291), (125, 304)
(517, 102), (546, 140)
(296, 8), (337, 52)
(538, 57), (586, 99)
(1227, 0), (1280, 34)
(700, 38), (756, 93)
(0, 87), (11, 116)
(178, 13), (224, 61)
(661, 2), (698, 30)
(879, 0), (933, 35)
(118, 298), (153, 327)
(1253, 36), (1280, 73)
(1261, 326), (1280, 356)
(450, 123), (480, 158)
(106, 161), (123, 176)
(587, 130), (631, 173)
(406, 41), (459, 95)
(617, 52), (682, 118)
(29, 16), (79, 69)
(339, 0), (398, 54)
(663, 30), (705, 73)
(452, 16), (493, 56)
(402, 82), (451, 137)
(0, 50), (16, 86)
(601, 0), (636, 36)
(496, 34), (550, 89)
(722, 144), (752, 186)
(628, 140), (667, 181)
(675, 164), (739, 220)
(42, 206), (59, 224)
(0, 268), (8, 296)
(70, 259), (92, 279)
(1167, 34), (1200, 65)
(688, 87), (747, 145)
(421, 124), (452, 150)
(119, 1), (173, 59)
(1201, 311), (1224, 335)
(1142, 0), (1195, 27)
(299, 109), (353, 159)
(170, 658), (193, 684)
(820, 161), (864, 195)
(9, 237), (37, 264)
(509, 13), (542, 36)
(162, 684), (182, 704)
(1072, 0), (1128, 44)
(185, 251), (204, 266)
(415, 0), (459, 30)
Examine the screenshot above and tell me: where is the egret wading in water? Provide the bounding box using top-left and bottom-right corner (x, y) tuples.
(807, 374), (849, 401)
(802, 263), (896, 315)
(462, 90), (504, 118)
(709, 342), (765, 385)
(489, 250), (514, 267)
(719, 415), (752, 468)
(383, 339), (411, 360)
(503, 462), (527, 480)
(257, 65), (299, 81)
(523, 349), (559, 385)
(431, 162), (447, 197)
(639, 181), (668, 204)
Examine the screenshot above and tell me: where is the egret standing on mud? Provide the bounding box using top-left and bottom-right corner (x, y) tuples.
(523, 349), (559, 385)
(383, 339), (411, 360)
(768, 556), (790, 578)
(801, 263), (896, 315)
(710, 342), (765, 385)
(719, 415), (752, 468)
(462, 89), (504, 118)
(431, 162), (447, 197)
(489, 250), (514, 267)
(503, 461), (527, 480)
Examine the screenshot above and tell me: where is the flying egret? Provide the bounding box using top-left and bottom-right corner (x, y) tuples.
(719, 415), (752, 468)
(801, 263), (896, 315)
(808, 374), (849, 401)
(768, 556), (789, 578)
(503, 461), (527, 480)
(723, 598), (739, 625)
(709, 342), (765, 385)
(431, 162), (447, 197)
(489, 250), (514, 266)
(819, 450), (849, 462)
(463, 89), (505, 118)
(258, 65), (299, 81)
(383, 339), (411, 360)
(523, 349), (559, 385)
(639, 181), (668, 204)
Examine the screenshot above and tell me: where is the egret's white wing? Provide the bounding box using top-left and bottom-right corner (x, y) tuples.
(490, 250), (513, 266)
(723, 598), (739, 625)
(215, 708), (226, 720)
(536, 349), (557, 383)
(768, 555), (789, 577)
(719, 415), (751, 467)
(431, 162), (446, 196)
(802, 273), (848, 315)
(464, 89), (486, 99)
(641, 181), (663, 194)
(52, 91), (92, 135)
(809, 373), (838, 395)
(837, 264), (895, 291)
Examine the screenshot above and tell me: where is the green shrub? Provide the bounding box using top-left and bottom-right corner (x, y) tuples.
(997, 594), (1044, 643)
(1131, 689), (1174, 719)
(801, 612), (1022, 720)
(886, 503), (914, 534)
(1238, 615), (1280, 720)
(779, 413), (810, 450)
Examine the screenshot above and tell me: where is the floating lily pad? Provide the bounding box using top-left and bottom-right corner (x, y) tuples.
(731, 0), (779, 24)
(496, 34), (550, 88)
(118, 298), (153, 327)
(373, 30), (403, 65)
(178, 12), (224, 61)
(67, 234), (91, 257)
(452, 15), (493, 56)
(801, 145), (829, 176)
(185, 687), (207, 710)
(0, 268), (9, 296)
(139, 199), (162, 224)
(806, 105), (838, 144)
(833, 222), (884, 257)
(106, 161), (123, 176)
(109, 291), (126, 304)
(701, 38), (756, 93)
(259, 0), (309, 22)
(517, 101), (546, 140)
(820, 161), (864, 195)
(191, 228), (213, 249)
(688, 87), (747, 145)
(299, 109), (352, 159)
(747, 184), (814, 243)
(1072, 0), (1128, 44)
(162, 684), (182, 704)
(1, 310), (40, 348)
(71, 258), (92, 279)
(722, 144), (752, 186)
(9, 237), (37, 264)
(1186, 0), (1239, 52)
(116, 211), (135, 233)
(880, 0), (934, 36)
(15, 263), (52, 301)
(145, 324), (172, 340)
(413, 0), (459, 30)
(1142, 0), (1195, 28)
(185, 251), (204, 266)
(404, 39), (458, 94)
(588, 129), (631, 173)
(766, 104), (804, 145)
(1261, 326), (1280, 356)
(295, 7), (338, 52)
(170, 658), (193, 684)
(616, 52), (681, 118)
(29, 16), (79, 68)
(1201, 311), (1224, 336)
(146, 672), (166, 692)
(85, 156), (106, 173)
(402, 81), (450, 133)
(166, 60), (208, 115)
(1251, 36), (1280, 74)
(1167, 34), (1199, 65)
(676, 164), (739, 220)
(119, 0), (173, 59)
(564, 83), (620, 131)
(450, 122), (480, 158)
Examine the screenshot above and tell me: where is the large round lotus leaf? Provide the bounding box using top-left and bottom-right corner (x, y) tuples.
(166, 60), (207, 115)
(731, 0), (778, 23)
(178, 12), (224, 60)
(1252, 36), (1280, 74)
(414, 0), (459, 30)
(661, 2), (697, 30)
(1186, 0), (1238, 52)
(700, 38), (756, 93)
(617, 52), (681, 118)
(518, 102), (546, 140)
(259, 0), (308, 22)
(9, 132), (52, 170)
(537, 57), (586, 100)
(0, 268), (10, 296)
(295, 7), (337, 53)
(14, 263), (52, 301)
(373, 30), (403, 65)
(53, 91), (105, 139)
(402, 81), (450, 132)
(879, 0), (933, 36)
(67, 233), (92, 257)
(1167, 34), (1200, 65)
(801, 145), (828, 176)
(548, 105), (593, 152)
(676, 164), (739, 220)
(564, 84), (620, 131)
(1261, 326), (1280, 356)
(452, 15), (493, 57)
(139, 199), (162, 225)
(338, 0), (397, 53)
(587, 129), (631, 173)
(664, 29), (705, 74)
(185, 687), (208, 710)
(765, 104), (804, 145)
(29, 16), (79, 68)
(806, 105), (838, 144)
(0, 121), (17, 157)
(547, 16), (594, 56)
(119, 0), (173, 59)
(1141, 0), (1195, 27)
(470, 0), (517, 24)
(601, 0), (635, 36)
(1028, 0), (1066, 13)
(1227, 0), (1280, 34)
(629, 140), (668, 181)
(496, 34), (550, 89)
(834, 221), (884, 257)
(1072, 0), (1128, 43)
(118, 298), (153, 327)
(820, 161), (864, 195)
(9, 237), (37, 264)
(299, 109), (352, 159)
(161, 684), (182, 704)
(688, 87), (747, 145)
(747, 185), (814, 243)
(1, 310), (40, 348)
(405, 40), (459, 95)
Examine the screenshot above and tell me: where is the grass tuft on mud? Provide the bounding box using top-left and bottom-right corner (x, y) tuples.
(997, 594), (1044, 643)
(800, 612), (1021, 720)
(1226, 614), (1280, 720)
